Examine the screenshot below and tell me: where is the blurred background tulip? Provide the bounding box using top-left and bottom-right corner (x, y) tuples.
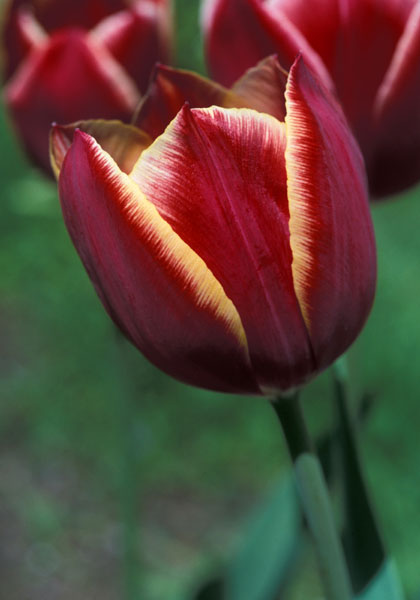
(1, 0), (172, 174)
(202, 0), (420, 198)
(51, 57), (376, 395)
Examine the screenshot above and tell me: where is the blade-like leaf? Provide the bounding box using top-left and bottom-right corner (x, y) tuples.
(333, 360), (404, 599)
(225, 475), (300, 600)
(355, 560), (404, 600)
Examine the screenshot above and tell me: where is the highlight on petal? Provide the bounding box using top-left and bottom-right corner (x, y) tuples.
(285, 56), (376, 370)
(4, 29), (140, 172)
(50, 120), (151, 178)
(131, 104), (314, 392)
(59, 130), (259, 394)
(371, 0), (420, 196)
(92, 0), (172, 93)
(132, 64), (242, 138)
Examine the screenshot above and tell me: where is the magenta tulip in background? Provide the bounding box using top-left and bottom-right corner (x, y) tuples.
(2, 0), (172, 174)
(202, 0), (420, 197)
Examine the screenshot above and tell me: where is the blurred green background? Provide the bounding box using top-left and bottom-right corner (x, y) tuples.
(2, 1), (420, 599)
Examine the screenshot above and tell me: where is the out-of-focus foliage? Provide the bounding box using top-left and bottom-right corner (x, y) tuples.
(1, 1), (420, 599)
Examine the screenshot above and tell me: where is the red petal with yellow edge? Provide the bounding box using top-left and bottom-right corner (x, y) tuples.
(285, 57), (376, 371)
(132, 64), (242, 139)
(131, 105), (314, 392)
(371, 1), (420, 196)
(5, 30), (139, 174)
(59, 130), (259, 394)
(202, 0), (332, 90)
(93, 1), (172, 94)
(50, 120), (151, 178)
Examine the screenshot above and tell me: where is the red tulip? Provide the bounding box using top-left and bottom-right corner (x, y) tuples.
(2, 0), (172, 174)
(50, 57), (376, 394)
(202, 0), (420, 198)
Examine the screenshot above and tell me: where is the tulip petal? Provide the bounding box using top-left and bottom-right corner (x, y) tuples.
(5, 0), (128, 32)
(59, 130), (258, 394)
(132, 64), (244, 138)
(2, 5), (47, 81)
(231, 55), (287, 122)
(4, 30), (140, 173)
(285, 57), (376, 370)
(202, 0), (332, 90)
(50, 120), (151, 178)
(371, 1), (420, 196)
(267, 0), (415, 145)
(93, 1), (172, 94)
(131, 105), (314, 392)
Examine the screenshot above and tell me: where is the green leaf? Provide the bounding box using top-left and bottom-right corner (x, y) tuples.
(355, 560), (404, 600)
(333, 360), (405, 599)
(225, 475), (301, 600)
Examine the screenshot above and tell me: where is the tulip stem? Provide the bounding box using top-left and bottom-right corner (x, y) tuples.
(271, 393), (352, 600)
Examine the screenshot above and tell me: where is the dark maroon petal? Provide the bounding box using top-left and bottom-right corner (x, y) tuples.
(369, 1), (420, 196)
(285, 57), (376, 370)
(59, 130), (259, 394)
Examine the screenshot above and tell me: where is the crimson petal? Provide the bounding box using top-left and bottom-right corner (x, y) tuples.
(285, 57), (376, 371)
(59, 130), (258, 394)
(131, 105), (314, 392)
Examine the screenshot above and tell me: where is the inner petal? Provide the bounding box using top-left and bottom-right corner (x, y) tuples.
(131, 105), (314, 391)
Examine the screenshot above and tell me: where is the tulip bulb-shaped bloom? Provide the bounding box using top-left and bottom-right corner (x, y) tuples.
(202, 0), (420, 197)
(2, 0), (172, 174)
(51, 57), (376, 395)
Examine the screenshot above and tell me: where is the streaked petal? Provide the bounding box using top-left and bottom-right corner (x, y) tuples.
(59, 130), (258, 393)
(131, 105), (314, 392)
(4, 30), (139, 173)
(285, 57), (376, 370)
(93, 1), (172, 94)
(50, 120), (151, 178)
(132, 64), (243, 138)
(371, 1), (420, 196)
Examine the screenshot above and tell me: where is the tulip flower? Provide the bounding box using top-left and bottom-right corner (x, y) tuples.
(50, 57), (376, 394)
(202, 0), (420, 198)
(2, 0), (172, 174)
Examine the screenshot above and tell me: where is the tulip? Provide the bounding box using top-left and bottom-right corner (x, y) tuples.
(202, 0), (420, 197)
(50, 57), (376, 394)
(2, 0), (172, 174)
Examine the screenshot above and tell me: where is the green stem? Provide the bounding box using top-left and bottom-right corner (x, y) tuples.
(272, 393), (352, 600)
